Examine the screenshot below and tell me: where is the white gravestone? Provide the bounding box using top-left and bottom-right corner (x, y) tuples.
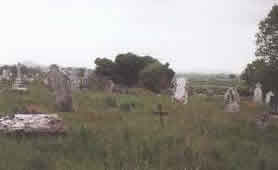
(265, 91), (274, 105)
(224, 87), (240, 112)
(173, 78), (188, 104)
(253, 83), (263, 104)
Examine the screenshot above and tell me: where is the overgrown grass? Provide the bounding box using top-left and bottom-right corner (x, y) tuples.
(0, 83), (277, 170)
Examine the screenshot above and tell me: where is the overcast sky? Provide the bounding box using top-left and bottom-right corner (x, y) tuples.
(0, 0), (276, 73)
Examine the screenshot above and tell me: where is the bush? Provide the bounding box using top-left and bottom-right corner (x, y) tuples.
(139, 62), (174, 93)
(94, 53), (175, 91)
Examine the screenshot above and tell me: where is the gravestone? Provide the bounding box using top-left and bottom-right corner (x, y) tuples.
(269, 93), (278, 113)
(2, 69), (11, 80)
(105, 80), (115, 93)
(265, 91), (274, 105)
(81, 69), (90, 89)
(0, 114), (65, 135)
(12, 63), (27, 91)
(253, 82), (263, 104)
(172, 77), (188, 104)
(68, 69), (82, 90)
(45, 65), (73, 112)
(224, 87), (240, 112)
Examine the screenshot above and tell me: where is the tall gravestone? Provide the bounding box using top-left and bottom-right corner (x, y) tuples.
(13, 63), (27, 91)
(253, 82), (263, 104)
(172, 77), (188, 104)
(266, 91), (278, 113)
(45, 65), (73, 112)
(224, 87), (240, 112)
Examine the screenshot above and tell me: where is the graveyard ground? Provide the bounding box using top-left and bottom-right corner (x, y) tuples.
(0, 82), (277, 170)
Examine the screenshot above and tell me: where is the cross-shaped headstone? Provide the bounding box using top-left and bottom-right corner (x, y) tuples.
(153, 104), (168, 128)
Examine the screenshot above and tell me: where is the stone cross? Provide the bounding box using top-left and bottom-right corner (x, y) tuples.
(153, 104), (168, 128)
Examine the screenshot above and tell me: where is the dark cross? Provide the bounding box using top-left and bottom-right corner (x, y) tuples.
(153, 104), (168, 128)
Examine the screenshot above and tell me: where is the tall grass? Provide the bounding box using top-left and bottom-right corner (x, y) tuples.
(0, 83), (277, 169)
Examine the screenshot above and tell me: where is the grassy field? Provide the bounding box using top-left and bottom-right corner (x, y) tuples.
(0, 82), (277, 170)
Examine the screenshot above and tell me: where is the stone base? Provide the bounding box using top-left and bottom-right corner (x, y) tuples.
(12, 87), (28, 91)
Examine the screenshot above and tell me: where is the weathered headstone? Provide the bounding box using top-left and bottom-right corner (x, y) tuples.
(253, 82), (263, 104)
(172, 77), (188, 104)
(80, 69), (90, 89)
(270, 94), (278, 113)
(105, 80), (115, 93)
(265, 91), (274, 105)
(12, 63), (27, 91)
(68, 69), (82, 90)
(45, 65), (73, 112)
(2, 69), (11, 80)
(224, 87), (240, 112)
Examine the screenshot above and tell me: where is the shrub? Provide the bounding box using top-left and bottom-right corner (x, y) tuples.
(139, 62), (174, 93)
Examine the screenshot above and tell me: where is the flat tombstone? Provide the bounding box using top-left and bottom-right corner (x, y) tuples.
(253, 82), (263, 104)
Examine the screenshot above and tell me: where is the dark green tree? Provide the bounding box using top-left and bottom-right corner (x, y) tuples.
(242, 5), (278, 93)
(94, 53), (175, 92)
(94, 58), (116, 78)
(114, 53), (157, 86)
(139, 62), (175, 93)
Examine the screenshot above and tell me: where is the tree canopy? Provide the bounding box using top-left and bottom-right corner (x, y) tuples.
(94, 52), (175, 92)
(242, 5), (278, 93)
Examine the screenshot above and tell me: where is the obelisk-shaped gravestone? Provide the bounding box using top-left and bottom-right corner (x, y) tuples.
(13, 63), (27, 91)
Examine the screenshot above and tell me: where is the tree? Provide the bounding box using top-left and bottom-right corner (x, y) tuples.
(114, 53), (157, 86)
(139, 62), (175, 93)
(256, 5), (278, 62)
(94, 58), (116, 78)
(94, 52), (175, 92)
(242, 5), (278, 93)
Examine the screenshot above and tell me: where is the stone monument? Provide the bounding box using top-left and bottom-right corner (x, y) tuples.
(253, 82), (263, 104)
(173, 77), (188, 104)
(12, 63), (27, 91)
(265, 91), (278, 113)
(265, 91), (274, 105)
(224, 87), (240, 112)
(45, 65), (73, 112)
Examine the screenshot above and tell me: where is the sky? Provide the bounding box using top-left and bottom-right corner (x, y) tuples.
(0, 0), (276, 73)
